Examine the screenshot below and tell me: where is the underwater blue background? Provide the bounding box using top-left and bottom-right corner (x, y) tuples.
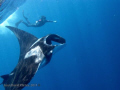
(0, 0), (120, 90)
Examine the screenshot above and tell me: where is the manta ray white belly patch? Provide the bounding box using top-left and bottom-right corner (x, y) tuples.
(24, 46), (45, 63)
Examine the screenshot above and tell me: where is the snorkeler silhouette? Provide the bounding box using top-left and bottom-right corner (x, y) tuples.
(15, 11), (57, 27)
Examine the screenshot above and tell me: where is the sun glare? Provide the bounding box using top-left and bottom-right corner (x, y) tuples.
(0, 12), (17, 34)
(0, 12), (16, 26)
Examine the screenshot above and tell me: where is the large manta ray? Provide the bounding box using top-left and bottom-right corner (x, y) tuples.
(0, 26), (66, 90)
(0, 0), (27, 24)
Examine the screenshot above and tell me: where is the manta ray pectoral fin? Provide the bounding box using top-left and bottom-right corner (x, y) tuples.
(0, 74), (9, 85)
(1, 74), (9, 80)
(6, 26), (38, 62)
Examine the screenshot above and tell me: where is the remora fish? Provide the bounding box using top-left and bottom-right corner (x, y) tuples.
(0, 26), (66, 90)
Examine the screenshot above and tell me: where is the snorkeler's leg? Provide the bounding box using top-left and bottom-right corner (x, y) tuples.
(22, 21), (30, 27)
(15, 20), (23, 27)
(22, 22), (36, 27)
(22, 10), (27, 20)
(22, 11), (31, 24)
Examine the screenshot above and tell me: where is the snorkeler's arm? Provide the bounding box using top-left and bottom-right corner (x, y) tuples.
(46, 20), (57, 23)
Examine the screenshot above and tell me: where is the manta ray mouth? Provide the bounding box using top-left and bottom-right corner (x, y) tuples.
(45, 34), (66, 46)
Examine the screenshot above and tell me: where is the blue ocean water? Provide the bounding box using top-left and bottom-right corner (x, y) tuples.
(0, 0), (120, 90)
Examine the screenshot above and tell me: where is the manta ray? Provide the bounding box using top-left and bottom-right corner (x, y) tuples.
(0, 26), (66, 90)
(0, 0), (27, 24)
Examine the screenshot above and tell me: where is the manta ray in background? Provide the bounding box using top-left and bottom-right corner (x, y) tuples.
(0, 0), (27, 24)
(0, 26), (66, 90)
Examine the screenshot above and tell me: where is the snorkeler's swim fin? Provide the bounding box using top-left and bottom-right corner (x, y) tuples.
(15, 20), (23, 27)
